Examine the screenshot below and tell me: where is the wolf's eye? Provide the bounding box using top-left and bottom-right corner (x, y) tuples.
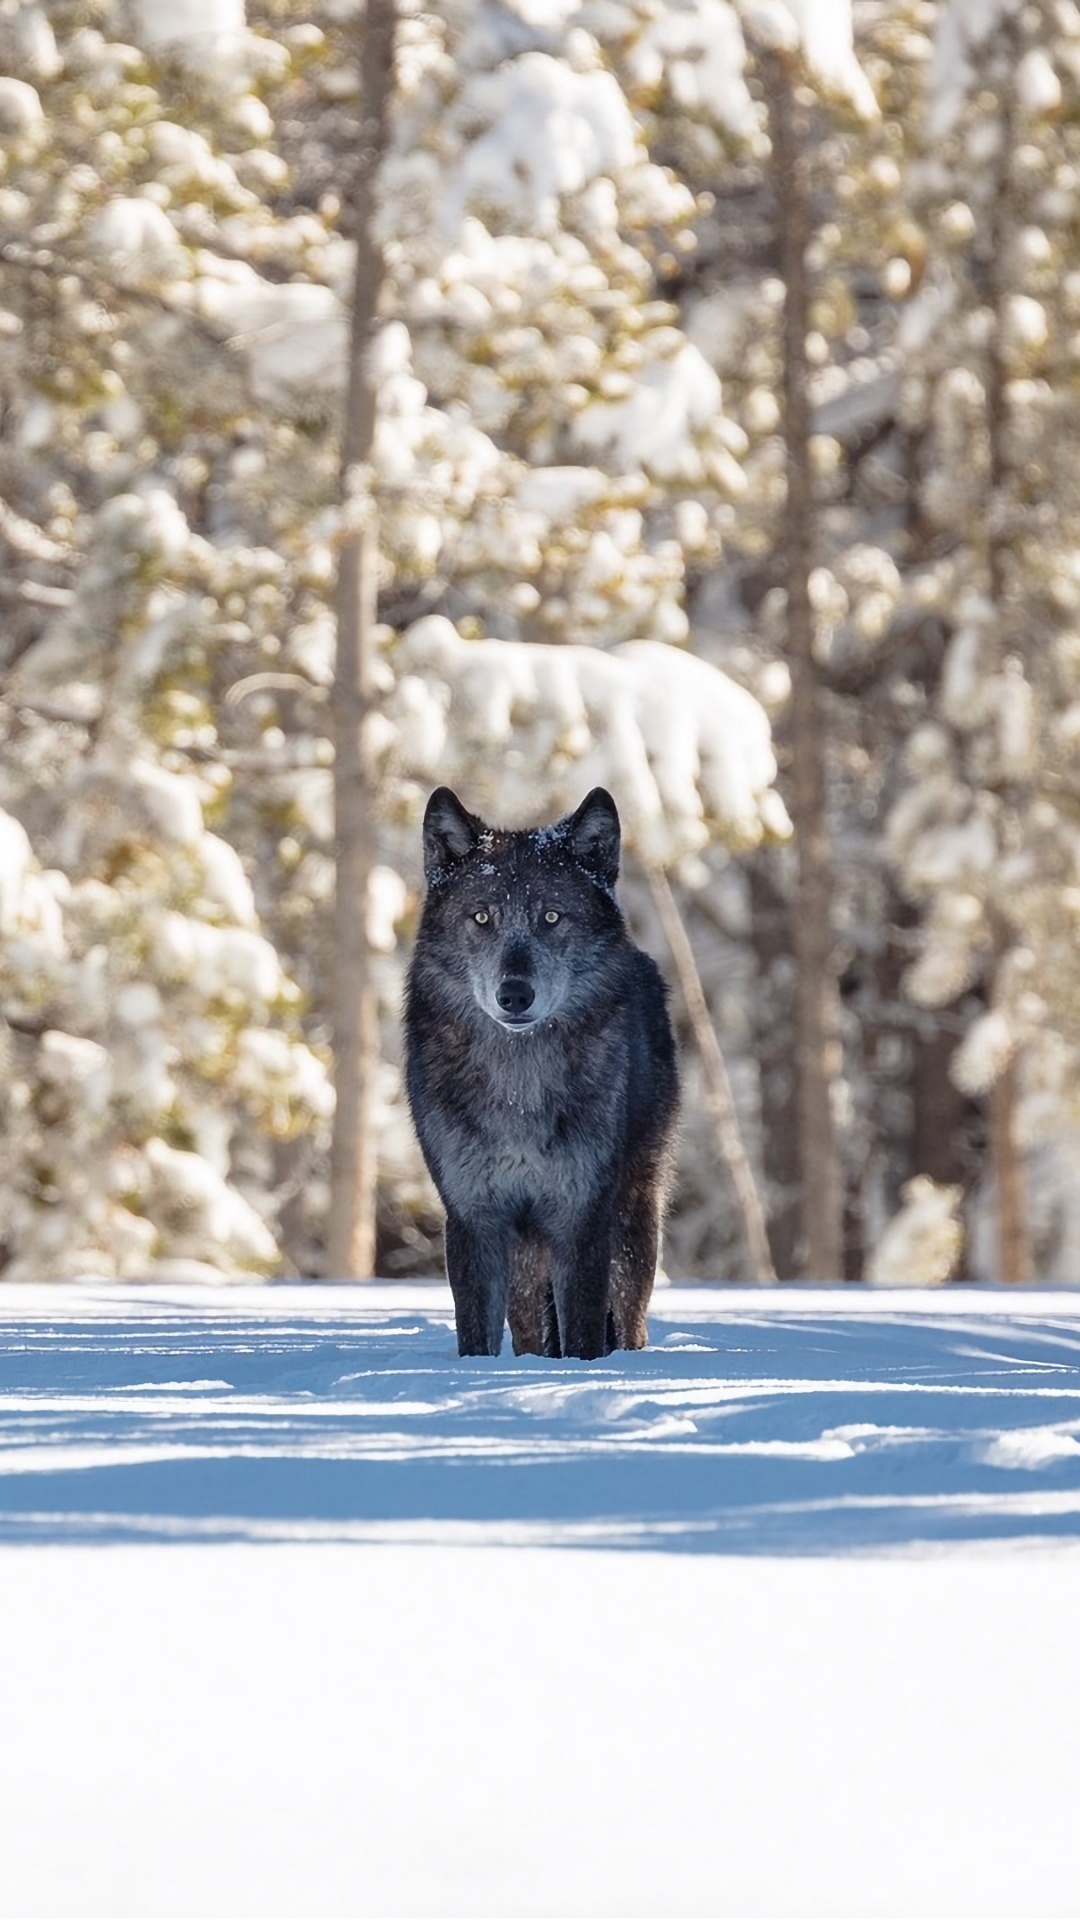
(473, 910), (490, 926)
(543, 909), (560, 925)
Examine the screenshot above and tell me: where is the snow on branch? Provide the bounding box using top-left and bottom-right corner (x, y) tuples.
(444, 53), (639, 236)
(741, 0), (878, 119)
(130, 0), (253, 81)
(927, 0), (1022, 139)
(0, 768), (331, 1283)
(0, 494), (74, 564)
(386, 616), (791, 865)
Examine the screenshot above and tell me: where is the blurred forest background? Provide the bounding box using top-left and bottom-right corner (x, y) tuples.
(1, 0), (1076, 1287)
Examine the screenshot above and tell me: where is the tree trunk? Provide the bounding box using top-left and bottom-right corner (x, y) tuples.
(326, 0), (395, 1280)
(746, 851), (800, 1278)
(912, 1016), (969, 1198)
(988, 1051), (1031, 1284)
(987, 924), (1031, 1283)
(982, 30), (1031, 1286)
(762, 52), (844, 1281)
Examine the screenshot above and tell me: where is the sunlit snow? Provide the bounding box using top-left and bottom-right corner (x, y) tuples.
(2, 1286), (1080, 1919)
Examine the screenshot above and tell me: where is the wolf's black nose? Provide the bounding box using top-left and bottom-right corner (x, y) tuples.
(497, 977), (535, 1016)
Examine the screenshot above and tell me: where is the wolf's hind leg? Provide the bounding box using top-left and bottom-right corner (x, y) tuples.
(540, 1281), (562, 1358)
(445, 1211), (511, 1355)
(609, 1177), (661, 1351)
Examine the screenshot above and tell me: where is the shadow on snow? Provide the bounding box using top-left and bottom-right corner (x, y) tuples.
(2, 1301), (1080, 1553)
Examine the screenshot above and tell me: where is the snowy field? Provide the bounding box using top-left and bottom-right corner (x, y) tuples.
(2, 1283), (1080, 1919)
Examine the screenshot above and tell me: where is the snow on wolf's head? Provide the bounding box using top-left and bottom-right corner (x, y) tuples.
(418, 787), (626, 1031)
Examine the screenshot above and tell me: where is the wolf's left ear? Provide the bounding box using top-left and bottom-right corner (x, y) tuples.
(423, 787), (481, 880)
(567, 788), (620, 889)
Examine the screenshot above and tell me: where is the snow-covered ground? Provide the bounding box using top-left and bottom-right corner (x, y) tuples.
(3, 1284), (1080, 1918)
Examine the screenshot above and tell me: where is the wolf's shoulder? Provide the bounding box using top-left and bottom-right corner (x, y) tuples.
(623, 943), (676, 1065)
(627, 944), (671, 1014)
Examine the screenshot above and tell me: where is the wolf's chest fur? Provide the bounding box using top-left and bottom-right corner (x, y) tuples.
(421, 1007), (626, 1217)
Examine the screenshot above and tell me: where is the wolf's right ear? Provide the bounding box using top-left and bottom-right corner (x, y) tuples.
(422, 787), (481, 880)
(567, 787), (620, 889)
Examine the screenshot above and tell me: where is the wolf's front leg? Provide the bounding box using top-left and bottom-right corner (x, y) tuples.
(444, 1211), (512, 1355)
(550, 1213), (614, 1361)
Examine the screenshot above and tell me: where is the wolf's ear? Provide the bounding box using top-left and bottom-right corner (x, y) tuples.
(422, 787), (481, 879)
(567, 788), (620, 889)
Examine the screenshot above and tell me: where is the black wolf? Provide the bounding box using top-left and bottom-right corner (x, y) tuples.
(405, 787), (678, 1360)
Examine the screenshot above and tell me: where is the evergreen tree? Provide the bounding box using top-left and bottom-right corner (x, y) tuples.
(890, 0), (1080, 1280)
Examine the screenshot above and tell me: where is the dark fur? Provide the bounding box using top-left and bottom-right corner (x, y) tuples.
(404, 787), (678, 1360)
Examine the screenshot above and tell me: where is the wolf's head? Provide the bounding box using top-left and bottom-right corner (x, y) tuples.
(418, 787), (626, 1031)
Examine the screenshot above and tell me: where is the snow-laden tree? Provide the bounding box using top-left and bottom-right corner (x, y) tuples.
(888, 0), (1080, 1281)
(264, 0), (804, 1276)
(0, 0), (800, 1280)
(600, 0), (898, 1277)
(337, 0), (894, 1281)
(0, 1), (336, 1276)
(17, 0), (1053, 1289)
